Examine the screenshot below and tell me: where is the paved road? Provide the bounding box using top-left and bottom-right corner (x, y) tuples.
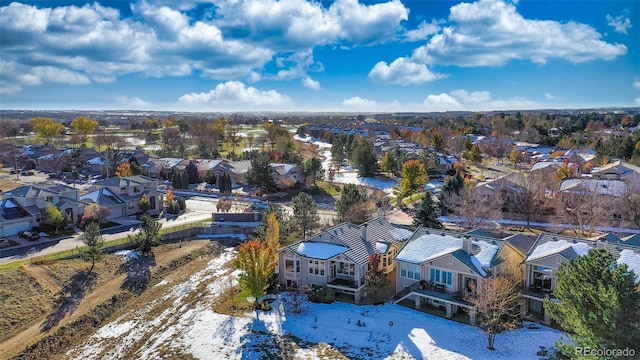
(0, 210), (213, 266)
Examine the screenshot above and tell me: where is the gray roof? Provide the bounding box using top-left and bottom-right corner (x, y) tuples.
(621, 234), (640, 247)
(465, 229), (496, 239)
(0, 198), (32, 221)
(281, 218), (413, 266)
(503, 233), (536, 255)
(80, 188), (124, 206)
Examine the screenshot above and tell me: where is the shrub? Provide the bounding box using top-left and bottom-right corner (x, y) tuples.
(177, 197), (186, 211)
(308, 285), (335, 304)
(167, 201), (180, 214)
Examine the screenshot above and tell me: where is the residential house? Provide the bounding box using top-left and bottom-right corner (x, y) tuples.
(277, 218), (413, 303)
(2, 183), (85, 225)
(522, 234), (640, 324)
(271, 163), (303, 188)
(0, 198), (36, 237)
(475, 172), (530, 213)
(89, 175), (163, 216)
(590, 160), (640, 189)
(228, 160), (251, 185)
(393, 228), (519, 324)
(145, 158), (183, 179)
(556, 178), (627, 222)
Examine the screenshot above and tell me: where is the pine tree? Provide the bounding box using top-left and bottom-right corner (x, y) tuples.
(129, 214), (162, 254)
(82, 221), (104, 274)
(413, 193), (443, 228)
(336, 184), (367, 223)
(185, 160), (200, 184)
(246, 152), (275, 190)
(545, 249), (640, 356)
(291, 192), (319, 238)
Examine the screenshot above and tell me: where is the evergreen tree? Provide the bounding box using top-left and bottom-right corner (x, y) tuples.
(432, 131), (444, 152)
(350, 139), (378, 176)
(129, 214), (162, 254)
(394, 159), (428, 199)
(336, 184), (366, 222)
(439, 171), (465, 215)
(225, 172), (233, 193)
(545, 249), (640, 356)
(303, 157), (325, 185)
(171, 170), (182, 189)
(82, 221), (104, 274)
(185, 160), (200, 184)
(246, 152), (276, 191)
(291, 192), (320, 238)
(413, 193), (443, 228)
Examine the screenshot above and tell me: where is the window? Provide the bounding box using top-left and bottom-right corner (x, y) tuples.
(134, 186), (140, 193)
(308, 260), (325, 276)
(532, 266), (553, 291)
(285, 259), (300, 273)
(430, 268), (452, 286)
(337, 262), (354, 276)
(400, 263), (421, 280)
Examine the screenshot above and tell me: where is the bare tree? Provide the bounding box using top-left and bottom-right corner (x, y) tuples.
(515, 172), (549, 228)
(557, 181), (617, 237)
(465, 276), (521, 350)
(445, 185), (501, 230)
(624, 184), (640, 228)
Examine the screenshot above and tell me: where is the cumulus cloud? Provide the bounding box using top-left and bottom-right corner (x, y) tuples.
(404, 20), (441, 42)
(636, 98), (640, 105)
(423, 89), (538, 111)
(177, 81), (291, 110)
(544, 93), (556, 100)
(342, 96), (377, 108)
(368, 57), (446, 85)
(301, 77), (321, 91)
(606, 13), (632, 34)
(411, 0), (627, 66)
(116, 96), (152, 109)
(423, 93), (461, 110)
(634, 78), (640, 90)
(1, 0), (408, 94)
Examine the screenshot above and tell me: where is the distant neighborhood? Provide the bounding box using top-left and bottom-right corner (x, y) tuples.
(1, 109), (639, 359)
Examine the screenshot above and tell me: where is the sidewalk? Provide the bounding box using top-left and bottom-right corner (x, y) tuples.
(0, 210), (213, 266)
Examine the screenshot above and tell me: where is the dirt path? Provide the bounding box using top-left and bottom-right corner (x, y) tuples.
(0, 241), (211, 359)
(22, 265), (63, 294)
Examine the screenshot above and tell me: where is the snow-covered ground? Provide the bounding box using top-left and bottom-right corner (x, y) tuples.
(68, 249), (565, 360)
(295, 135), (443, 196)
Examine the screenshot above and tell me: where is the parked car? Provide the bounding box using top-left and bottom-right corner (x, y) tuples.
(19, 231), (40, 241)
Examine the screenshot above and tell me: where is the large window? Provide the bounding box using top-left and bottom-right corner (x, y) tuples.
(400, 263), (421, 280)
(309, 260), (325, 276)
(532, 266), (553, 291)
(336, 262), (354, 276)
(430, 268), (452, 286)
(285, 259), (300, 273)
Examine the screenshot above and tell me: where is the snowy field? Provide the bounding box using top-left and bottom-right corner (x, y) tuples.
(68, 249), (565, 360)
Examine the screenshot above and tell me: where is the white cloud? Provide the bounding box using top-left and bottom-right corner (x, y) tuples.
(116, 96), (152, 109)
(412, 0), (627, 66)
(342, 96), (377, 108)
(606, 13), (632, 35)
(636, 98), (640, 105)
(177, 81), (291, 110)
(633, 78), (640, 90)
(368, 57), (445, 85)
(328, 0), (409, 45)
(423, 88), (538, 111)
(423, 93), (461, 110)
(450, 89), (490, 103)
(301, 77), (321, 91)
(404, 20), (440, 42)
(545, 93), (556, 100)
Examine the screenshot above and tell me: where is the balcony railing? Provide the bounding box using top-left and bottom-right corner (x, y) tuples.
(523, 285), (555, 299)
(284, 271), (301, 280)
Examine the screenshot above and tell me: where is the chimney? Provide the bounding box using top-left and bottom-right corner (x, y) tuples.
(362, 223), (368, 242)
(463, 235), (472, 254)
(595, 240), (607, 249)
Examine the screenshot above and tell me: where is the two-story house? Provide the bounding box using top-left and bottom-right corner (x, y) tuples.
(277, 218), (413, 303)
(393, 228), (522, 324)
(522, 234), (640, 325)
(3, 183), (85, 225)
(85, 175), (162, 217)
(0, 198), (36, 237)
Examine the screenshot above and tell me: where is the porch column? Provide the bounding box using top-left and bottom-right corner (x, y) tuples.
(469, 308), (476, 325)
(414, 295), (421, 309)
(544, 310), (550, 325)
(445, 303), (452, 318)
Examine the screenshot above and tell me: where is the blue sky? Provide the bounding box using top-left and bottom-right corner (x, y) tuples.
(0, 0), (638, 112)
